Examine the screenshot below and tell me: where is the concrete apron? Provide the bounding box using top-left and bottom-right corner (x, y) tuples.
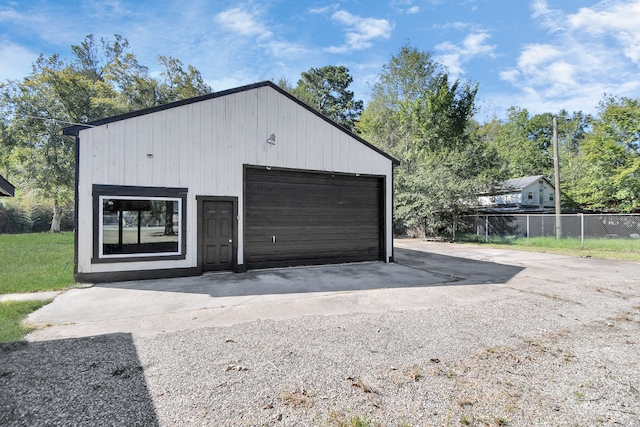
(30, 239), (632, 342)
(27, 261), (472, 341)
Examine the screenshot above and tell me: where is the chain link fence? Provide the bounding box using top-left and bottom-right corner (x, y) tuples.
(455, 213), (640, 246)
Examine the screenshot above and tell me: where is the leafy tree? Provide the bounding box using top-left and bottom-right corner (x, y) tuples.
(155, 55), (212, 106)
(488, 108), (590, 178)
(482, 108), (591, 209)
(358, 45), (499, 236)
(359, 45), (442, 166)
(290, 65), (363, 132)
(575, 96), (640, 211)
(0, 34), (211, 231)
(1, 54), (117, 232)
(553, 111), (591, 208)
(487, 107), (554, 177)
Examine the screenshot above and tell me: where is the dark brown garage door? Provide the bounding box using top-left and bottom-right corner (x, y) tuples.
(244, 167), (384, 269)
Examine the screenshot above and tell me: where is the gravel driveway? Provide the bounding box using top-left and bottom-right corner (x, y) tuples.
(1, 240), (639, 426)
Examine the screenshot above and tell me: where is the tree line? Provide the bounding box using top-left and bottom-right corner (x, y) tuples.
(1, 36), (639, 235)
(0, 35), (211, 232)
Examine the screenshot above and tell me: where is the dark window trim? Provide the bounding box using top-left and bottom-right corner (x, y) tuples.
(92, 185), (188, 264)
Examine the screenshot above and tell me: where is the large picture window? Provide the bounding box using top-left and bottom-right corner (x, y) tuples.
(93, 185), (187, 262)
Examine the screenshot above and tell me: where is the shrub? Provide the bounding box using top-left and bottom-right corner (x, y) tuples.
(0, 202), (32, 233)
(0, 199), (74, 233)
(30, 202), (53, 232)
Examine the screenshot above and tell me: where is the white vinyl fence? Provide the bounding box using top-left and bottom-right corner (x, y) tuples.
(456, 214), (640, 246)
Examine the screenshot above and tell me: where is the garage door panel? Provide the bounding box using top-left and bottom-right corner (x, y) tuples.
(245, 246), (380, 260)
(245, 209), (381, 220)
(245, 206), (380, 218)
(248, 180), (378, 195)
(245, 241), (380, 254)
(247, 173), (381, 189)
(245, 224), (381, 235)
(245, 234), (381, 248)
(242, 192), (379, 206)
(246, 196), (381, 208)
(245, 220), (380, 229)
(244, 167), (383, 269)
(246, 255), (379, 270)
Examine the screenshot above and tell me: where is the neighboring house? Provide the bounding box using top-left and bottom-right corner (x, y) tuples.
(0, 174), (15, 197)
(64, 81), (399, 283)
(478, 175), (556, 212)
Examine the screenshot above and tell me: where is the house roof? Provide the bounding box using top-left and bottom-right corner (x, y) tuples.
(503, 175), (554, 191)
(0, 174), (15, 197)
(62, 80), (400, 166)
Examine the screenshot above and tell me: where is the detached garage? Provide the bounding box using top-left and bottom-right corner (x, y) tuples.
(64, 81), (398, 283)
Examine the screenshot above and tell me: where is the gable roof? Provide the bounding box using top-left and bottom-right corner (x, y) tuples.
(63, 80), (400, 166)
(0, 174), (15, 197)
(503, 175), (554, 191)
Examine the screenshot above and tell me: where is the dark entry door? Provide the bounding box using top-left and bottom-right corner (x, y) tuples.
(201, 200), (235, 271)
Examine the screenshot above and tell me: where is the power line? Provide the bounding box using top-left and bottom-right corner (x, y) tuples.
(15, 114), (97, 128)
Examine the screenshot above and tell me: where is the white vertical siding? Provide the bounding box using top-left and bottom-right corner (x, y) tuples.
(165, 111), (179, 186)
(135, 115), (152, 186)
(77, 85), (395, 274)
(91, 127), (106, 184)
(151, 111), (164, 187)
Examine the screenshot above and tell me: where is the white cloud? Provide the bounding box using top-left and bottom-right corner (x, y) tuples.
(499, 69), (520, 84)
(390, 0), (420, 14)
(432, 21), (482, 32)
(265, 40), (310, 59)
(531, 0), (550, 16)
(214, 7), (272, 39)
(326, 10), (393, 53)
(567, 0), (640, 63)
(308, 4), (339, 15)
(497, 0), (640, 115)
(0, 7), (42, 24)
(435, 31), (496, 75)
(0, 5), (67, 46)
(516, 43), (562, 75)
(0, 41), (38, 80)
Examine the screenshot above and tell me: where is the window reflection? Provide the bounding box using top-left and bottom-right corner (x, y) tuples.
(101, 198), (180, 256)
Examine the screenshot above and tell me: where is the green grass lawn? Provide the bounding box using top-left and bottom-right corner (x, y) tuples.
(0, 299), (52, 342)
(457, 235), (640, 262)
(0, 232), (75, 294)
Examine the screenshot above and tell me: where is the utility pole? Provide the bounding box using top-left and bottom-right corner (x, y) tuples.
(553, 116), (562, 239)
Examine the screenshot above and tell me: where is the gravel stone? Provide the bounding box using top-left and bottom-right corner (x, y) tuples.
(1, 243), (639, 426)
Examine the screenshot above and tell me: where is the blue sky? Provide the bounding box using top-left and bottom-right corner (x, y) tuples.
(1, 0), (640, 121)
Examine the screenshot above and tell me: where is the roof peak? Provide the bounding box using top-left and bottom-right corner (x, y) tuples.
(503, 175), (552, 190)
(62, 80), (400, 166)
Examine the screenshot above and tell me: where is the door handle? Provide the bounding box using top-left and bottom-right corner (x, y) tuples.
(228, 239), (232, 243)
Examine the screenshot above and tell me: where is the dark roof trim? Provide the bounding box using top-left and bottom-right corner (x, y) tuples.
(0, 174), (15, 197)
(63, 81), (400, 166)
